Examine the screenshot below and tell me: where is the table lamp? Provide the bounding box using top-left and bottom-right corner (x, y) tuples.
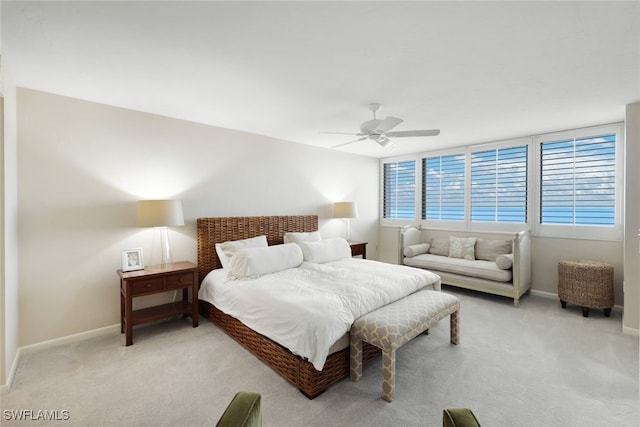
(333, 201), (358, 241)
(137, 200), (184, 266)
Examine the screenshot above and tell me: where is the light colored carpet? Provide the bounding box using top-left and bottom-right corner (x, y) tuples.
(2, 287), (638, 427)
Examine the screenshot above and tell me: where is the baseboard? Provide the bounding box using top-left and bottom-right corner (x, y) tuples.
(19, 324), (121, 356)
(2, 346), (21, 394)
(1, 324), (120, 392)
(529, 289), (558, 300)
(529, 288), (624, 310)
(529, 289), (636, 335)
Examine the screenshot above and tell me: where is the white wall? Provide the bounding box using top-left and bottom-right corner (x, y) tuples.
(0, 95), (4, 387)
(2, 68), (19, 389)
(16, 88), (379, 347)
(623, 102), (640, 333)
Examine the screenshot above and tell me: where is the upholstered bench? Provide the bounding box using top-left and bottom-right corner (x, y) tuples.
(350, 290), (460, 402)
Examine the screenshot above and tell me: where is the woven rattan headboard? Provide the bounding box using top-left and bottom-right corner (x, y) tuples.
(196, 215), (318, 284)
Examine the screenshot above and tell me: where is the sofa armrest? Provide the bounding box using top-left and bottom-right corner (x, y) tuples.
(512, 230), (532, 297)
(216, 391), (262, 427)
(442, 408), (481, 427)
(399, 225), (423, 264)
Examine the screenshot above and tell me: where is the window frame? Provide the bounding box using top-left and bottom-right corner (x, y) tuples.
(467, 138), (532, 234)
(379, 155), (419, 227)
(420, 148), (468, 231)
(532, 123), (623, 241)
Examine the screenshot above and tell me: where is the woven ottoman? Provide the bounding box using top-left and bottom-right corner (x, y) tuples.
(558, 259), (614, 317)
(350, 290), (460, 402)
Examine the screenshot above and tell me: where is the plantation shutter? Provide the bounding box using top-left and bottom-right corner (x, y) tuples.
(471, 146), (527, 223)
(540, 134), (615, 225)
(422, 154), (465, 220)
(383, 160), (416, 219)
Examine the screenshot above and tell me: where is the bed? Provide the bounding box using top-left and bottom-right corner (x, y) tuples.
(196, 215), (440, 398)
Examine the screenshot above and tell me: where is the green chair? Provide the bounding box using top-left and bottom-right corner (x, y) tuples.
(216, 391), (262, 427)
(443, 408), (481, 427)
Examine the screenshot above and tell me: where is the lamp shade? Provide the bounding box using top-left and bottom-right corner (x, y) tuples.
(137, 200), (184, 227)
(333, 202), (358, 219)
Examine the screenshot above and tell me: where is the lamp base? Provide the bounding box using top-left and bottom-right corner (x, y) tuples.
(344, 218), (352, 241)
(159, 226), (173, 267)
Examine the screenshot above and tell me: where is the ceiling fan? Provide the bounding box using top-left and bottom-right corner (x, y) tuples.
(323, 103), (440, 149)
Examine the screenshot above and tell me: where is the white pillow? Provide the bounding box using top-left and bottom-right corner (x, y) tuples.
(227, 243), (303, 279)
(298, 238), (352, 264)
(283, 231), (322, 244)
(496, 253), (514, 270)
(449, 236), (477, 260)
(403, 243), (431, 258)
(215, 235), (268, 269)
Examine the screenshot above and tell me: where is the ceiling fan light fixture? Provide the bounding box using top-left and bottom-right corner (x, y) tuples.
(375, 137), (394, 149)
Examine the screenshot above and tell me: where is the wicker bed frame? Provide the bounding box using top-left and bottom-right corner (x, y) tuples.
(196, 215), (380, 399)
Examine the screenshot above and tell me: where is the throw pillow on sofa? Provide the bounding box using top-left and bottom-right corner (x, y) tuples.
(496, 254), (514, 270)
(429, 238), (450, 256)
(475, 239), (512, 262)
(404, 243), (431, 258)
(449, 237), (477, 260)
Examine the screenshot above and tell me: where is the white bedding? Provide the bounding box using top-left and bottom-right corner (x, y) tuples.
(198, 258), (441, 370)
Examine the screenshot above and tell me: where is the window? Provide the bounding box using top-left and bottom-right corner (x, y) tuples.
(382, 160), (416, 219)
(471, 146), (528, 223)
(380, 122), (622, 240)
(422, 154), (465, 221)
(540, 134), (616, 226)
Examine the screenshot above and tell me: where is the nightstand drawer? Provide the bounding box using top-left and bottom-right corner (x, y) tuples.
(349, 241), (367, 259)
(131, 278), (165, 295)
(165, 272), (194, 289)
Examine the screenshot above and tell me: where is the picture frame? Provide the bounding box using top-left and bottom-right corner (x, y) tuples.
(122, 248), (144, 272)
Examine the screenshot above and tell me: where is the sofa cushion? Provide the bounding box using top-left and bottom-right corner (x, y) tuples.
(404, 254), (513, 282)
(475, 239), (512, 262)
(429, 238), (450, 256)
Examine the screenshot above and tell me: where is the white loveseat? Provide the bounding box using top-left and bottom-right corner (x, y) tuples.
(400, 226), (532, 307)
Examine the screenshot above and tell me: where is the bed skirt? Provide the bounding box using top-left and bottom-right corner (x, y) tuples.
(199, 300), (381, 398)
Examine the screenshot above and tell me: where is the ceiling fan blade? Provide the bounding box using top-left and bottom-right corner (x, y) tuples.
(331, 136), (368, 148)
(385, 129), (440, 138)
(320, 131), (363, 136)
(375, 116), (403, 133)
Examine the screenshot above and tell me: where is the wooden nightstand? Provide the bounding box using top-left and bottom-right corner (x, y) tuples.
(118, 261), (199, 346)
(349, 241), (367, 259)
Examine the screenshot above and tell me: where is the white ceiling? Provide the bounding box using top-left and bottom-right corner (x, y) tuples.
(2, 1), (639, 158)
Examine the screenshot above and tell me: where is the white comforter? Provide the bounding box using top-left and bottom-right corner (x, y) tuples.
(198, 258), (441, 370)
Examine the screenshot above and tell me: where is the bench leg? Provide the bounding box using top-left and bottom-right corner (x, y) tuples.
(350, 337), (363, 382)
(381, 349), (396, 402)
(450, 310), (460, 345)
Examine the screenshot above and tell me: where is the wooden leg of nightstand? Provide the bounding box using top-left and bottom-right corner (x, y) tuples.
(120, 291), (124, 334)
(125, 291), (133, 346)
(192, 284), (199, 327)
